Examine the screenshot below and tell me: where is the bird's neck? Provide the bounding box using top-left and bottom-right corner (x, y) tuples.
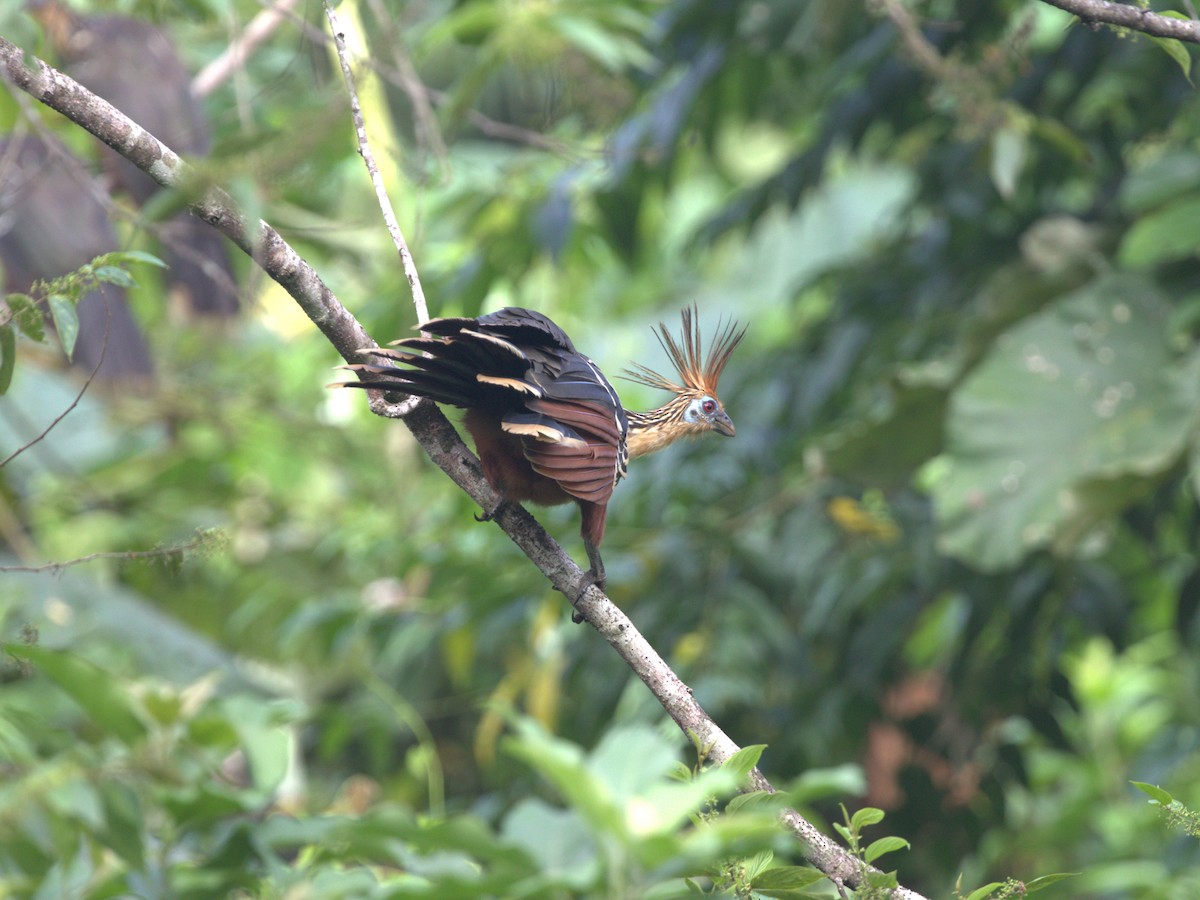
(626, 405), (703, 460)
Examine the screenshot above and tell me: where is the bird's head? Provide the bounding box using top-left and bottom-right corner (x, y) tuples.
(623, 306), (745, 456)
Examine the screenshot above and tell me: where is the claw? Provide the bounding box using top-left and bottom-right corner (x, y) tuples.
(475, 499), (508, 523)
(571, 540), (607, 623)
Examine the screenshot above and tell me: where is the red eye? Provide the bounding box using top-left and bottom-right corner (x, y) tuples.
(702, 399), (717, 414)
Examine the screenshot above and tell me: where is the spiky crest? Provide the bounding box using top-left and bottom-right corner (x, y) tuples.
(623, 305), (746, 399)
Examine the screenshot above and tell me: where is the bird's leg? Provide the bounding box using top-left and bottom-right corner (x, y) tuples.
(571, 539), (607, 623)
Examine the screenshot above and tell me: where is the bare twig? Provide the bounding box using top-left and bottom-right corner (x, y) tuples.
(322, 1), (429, 325)
(0, 530), (219, 574)
(1038, 0), (1200, 42)
(0, 36), (927, 900)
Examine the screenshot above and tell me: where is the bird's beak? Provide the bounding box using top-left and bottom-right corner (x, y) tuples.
(712, 409), (735, 437)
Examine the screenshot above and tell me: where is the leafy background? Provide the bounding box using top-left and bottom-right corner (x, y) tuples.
(2, 0), (1200, 896)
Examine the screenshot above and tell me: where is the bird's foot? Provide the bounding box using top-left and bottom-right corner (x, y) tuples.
(474, 499), (509, 523)
(570, 567), (605, 624)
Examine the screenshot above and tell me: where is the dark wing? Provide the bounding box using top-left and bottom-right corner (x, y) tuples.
(335, 307), (629, 503)
(474, 307), (578, 353)
(520, 353), (630, 503)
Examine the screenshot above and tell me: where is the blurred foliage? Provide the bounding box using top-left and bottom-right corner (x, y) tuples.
(3, 0), (1200, 896)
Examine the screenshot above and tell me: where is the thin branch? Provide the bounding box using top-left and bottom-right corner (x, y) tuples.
(0, 305), (109, 469)
(1038, 0), (1200, 42)
(192, 0), (303, 99)
(364, 0), (451, 176)
(0, 36), (927, 900)
(0, 530), (219, 574)
(322, 1), (429, 325)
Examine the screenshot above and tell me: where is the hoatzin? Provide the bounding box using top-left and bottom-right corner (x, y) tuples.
(337, 307), (744, 598)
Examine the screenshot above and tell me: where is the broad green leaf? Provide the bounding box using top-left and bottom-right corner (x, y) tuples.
(4, 644), (147, 746)
(0, 323), (14, 394)
(47, 294), (79, 360)
(1118, 195), (1200, 268)
(726, 790), (787, 814)
(930, 274), (1200, 570)
(590, 724), (680, 799)
(1150, 13), (1194, 83)
(503, 718), (624, 836)
(785, 765), (868, 803)
(1148, 37), (1192, 83)
(1131, 781), (1174, 805)
(501, 799), (596, 887)
(743, 849), (773, 881)
(864, 835), (910, 864)
(751, 865), (827, 890)
(96, 782), (145, 866)
(721, 743), (767, 780)
(1119, 150), (1200, 213)
(849, 806), (885, 832)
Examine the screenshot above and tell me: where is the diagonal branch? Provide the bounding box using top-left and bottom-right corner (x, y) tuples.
(1038, 0), (1200, 42)
(0, 36), (927, 900)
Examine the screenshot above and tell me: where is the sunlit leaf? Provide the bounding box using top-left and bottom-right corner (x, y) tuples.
(1131, 781), (1174, 806)
(849, 806), (885, 832)
(721, 743), (766, 780)
(864, 835), (910, 864)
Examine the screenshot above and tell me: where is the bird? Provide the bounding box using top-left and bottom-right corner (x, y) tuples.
(334, 306), (744, 602)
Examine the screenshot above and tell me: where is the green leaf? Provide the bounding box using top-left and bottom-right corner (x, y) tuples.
(1026, 872), (1079, 892)
(726, 790), (786, 814)
(751, 865), (827, 890)
(1118, 194), (1200, 268)
(930, 274), (1200, 569)
(219, 695), (294, 794)
(502, 718), (624, 837)
(93, 266), (135, 288)
(7, 292), (45, 341)
(722, 744), (767, 780)
(864, 835), (910, 864)
(1149, 13), (1193, 83)
(1131, 781), (1175, 805)
(849, 806), (885, 832)
(991, 126), (1027, 200)
(743, 849), (774, 881)
(110, 250), (167, 268)
(0, 323), (14, 395)
(590, 725), (681, 799)
(48, 294), (79, 360)
(963, 884), (1004, 900)
(3, 643), (147, 746)
(1119, 150), (1200, 213)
